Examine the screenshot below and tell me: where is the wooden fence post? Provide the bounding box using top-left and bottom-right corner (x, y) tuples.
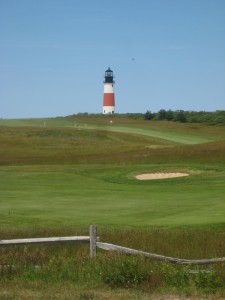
(90, 225), (97, 258)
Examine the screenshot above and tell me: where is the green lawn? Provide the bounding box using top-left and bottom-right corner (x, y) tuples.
(77, 124), (214, 144)
(0, 116), (225, 230)
(0, 165), (224, 229)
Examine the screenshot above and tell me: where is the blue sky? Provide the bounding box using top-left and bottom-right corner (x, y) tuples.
(0, 0), (225, 118)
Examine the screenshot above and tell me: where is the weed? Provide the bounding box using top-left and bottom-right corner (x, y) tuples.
(102, 255), (148, 287)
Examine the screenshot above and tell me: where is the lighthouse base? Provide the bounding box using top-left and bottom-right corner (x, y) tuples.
(103, 106), (115, 114)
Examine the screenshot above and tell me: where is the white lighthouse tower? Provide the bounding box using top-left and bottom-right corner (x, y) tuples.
(102, 67), (115, 114)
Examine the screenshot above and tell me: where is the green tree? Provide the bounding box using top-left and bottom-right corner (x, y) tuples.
(157, 109), (167, 120)
(166, 110), (174, 121)
(174, 110), (187, 123)
(144, 110), (154, 120)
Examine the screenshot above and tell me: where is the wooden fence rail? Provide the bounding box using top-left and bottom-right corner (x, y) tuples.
(96, 242), (225, 265)
(0, 236), (91, 247)
(0, 225), (100, 257)
(0, 225), (225, 265)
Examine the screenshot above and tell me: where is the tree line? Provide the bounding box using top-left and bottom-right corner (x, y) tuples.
(144, 109), (225, 125)
(71, 111), (225, 125)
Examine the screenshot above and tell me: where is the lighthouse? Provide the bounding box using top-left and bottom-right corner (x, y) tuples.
(102, 67), (115, 114)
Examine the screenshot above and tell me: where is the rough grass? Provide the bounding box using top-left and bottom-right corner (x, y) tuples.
(0, 227), (225, 299)
(0, 125), (166, 165)
(1, 117), (225, 165)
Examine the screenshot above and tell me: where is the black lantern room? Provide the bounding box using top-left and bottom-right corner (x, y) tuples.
(104, 67), (114, 83)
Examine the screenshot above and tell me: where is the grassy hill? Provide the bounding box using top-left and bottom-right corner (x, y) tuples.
(1, 115), (225, 299)
(0, 115), (225, 229)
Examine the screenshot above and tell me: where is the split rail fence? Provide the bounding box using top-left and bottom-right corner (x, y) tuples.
(0, 225), (225, 266)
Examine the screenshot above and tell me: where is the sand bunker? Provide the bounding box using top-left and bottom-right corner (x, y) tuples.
(136, 172), (189, 180)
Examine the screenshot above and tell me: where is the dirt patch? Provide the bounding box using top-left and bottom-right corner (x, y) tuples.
(136, 172), (189, 180)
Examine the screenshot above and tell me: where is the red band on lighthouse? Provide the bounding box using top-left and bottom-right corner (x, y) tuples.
(102, 68), (115, 114)
(103, 93), (115, 106)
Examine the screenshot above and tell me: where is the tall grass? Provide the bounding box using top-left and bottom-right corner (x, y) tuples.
(0, 227), (225, 298)
(1, 124), (225, 165)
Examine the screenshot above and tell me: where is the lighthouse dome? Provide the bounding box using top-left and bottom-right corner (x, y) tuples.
(104, 67), (114, 83)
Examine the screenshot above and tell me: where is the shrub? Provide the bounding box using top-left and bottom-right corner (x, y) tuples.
(102, 256), (148, 287)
